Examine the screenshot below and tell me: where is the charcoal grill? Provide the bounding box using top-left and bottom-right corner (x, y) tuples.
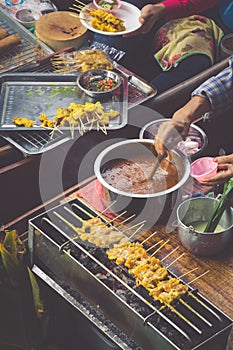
(0, 8), (52, 75)
(28, 198), (233, 350)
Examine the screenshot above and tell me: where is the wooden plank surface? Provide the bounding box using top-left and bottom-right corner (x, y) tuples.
(137, 224), (233, 320)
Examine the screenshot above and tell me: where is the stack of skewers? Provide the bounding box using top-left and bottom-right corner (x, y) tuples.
(46, 201), (210, 326)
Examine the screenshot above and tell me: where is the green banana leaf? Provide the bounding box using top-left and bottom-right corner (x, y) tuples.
(204, 177), (233, 232)
(0, 230), (45, 349)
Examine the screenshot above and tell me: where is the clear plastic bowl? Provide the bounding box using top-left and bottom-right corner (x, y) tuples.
(190, 157), (218, 183)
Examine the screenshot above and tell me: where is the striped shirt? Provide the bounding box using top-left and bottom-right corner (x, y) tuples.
(192, 56), (233, 120)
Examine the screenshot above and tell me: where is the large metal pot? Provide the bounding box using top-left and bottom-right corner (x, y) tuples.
(94, 139), (190, 229)
(176, 197), (233, 256)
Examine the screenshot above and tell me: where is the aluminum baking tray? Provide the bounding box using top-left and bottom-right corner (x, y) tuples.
(0, 8), (53, 74)
(0, 72), (128, 132)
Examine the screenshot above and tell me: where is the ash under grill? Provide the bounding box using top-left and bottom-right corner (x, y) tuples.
(28, 198), (233, 350)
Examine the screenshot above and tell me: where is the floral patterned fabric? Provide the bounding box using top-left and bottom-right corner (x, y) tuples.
(152, 15), (224, 71)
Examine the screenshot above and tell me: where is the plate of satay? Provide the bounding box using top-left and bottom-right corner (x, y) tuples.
(78, 1), (142, 36)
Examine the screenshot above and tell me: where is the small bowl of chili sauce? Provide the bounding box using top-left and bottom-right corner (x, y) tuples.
(77, 69), (121, 98)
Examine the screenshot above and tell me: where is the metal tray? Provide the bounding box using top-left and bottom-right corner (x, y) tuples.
(26, 54), (157, 110)
(113, 62), (157, 109)
(0, 8), (53, 74)
(0, 129), (71, 156)
(0, 72), (128, 132)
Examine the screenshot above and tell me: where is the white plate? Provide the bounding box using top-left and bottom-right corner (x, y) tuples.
(80, 1), (141, 36)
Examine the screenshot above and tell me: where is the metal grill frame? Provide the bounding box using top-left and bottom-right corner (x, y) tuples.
(28, 197), (233, 350)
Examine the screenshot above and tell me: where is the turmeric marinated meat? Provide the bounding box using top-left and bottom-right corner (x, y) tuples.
(106, 241), (188, 305)
(12, 117), (34, 128)
(12, 101), (119, 131)
(90, 9), (126, 32)
(60, 212), (188, 306)
(74, 49), (113, 72)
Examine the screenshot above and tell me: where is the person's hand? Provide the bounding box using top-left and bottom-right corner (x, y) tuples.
(202, 154), (233, 185)
(154, 119), (191, 156)
(154, 96), (211, 155)
(123, 4), (166, 37)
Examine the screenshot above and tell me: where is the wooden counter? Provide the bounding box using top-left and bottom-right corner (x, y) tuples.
(136, 224), (233, 321)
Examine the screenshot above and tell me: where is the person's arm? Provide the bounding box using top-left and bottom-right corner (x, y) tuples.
(163, 0), (219, 21)
(192, 57), (233, 120)
(154, 96), (211, 155)
(125, 0), (219, 36)
(155, 56), (233, 155)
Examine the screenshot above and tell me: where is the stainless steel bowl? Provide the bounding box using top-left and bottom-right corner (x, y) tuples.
(139, 119), (208, 160)
(77, 69), (121, 98)
(177, 197), (233, 256)
(94, 139), (190, 228)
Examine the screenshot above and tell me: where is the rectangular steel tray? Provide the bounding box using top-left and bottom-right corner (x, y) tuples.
(0, 8), (53, 74)
(0, 72), (128, 131)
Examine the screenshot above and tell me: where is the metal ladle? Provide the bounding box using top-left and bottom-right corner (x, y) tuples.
(147, 153), (165, 181)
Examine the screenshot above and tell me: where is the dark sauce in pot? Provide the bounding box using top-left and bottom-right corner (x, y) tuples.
(102, 156), (178, 194)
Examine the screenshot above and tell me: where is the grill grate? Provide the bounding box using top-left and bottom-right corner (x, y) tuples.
(0, 8), (52, 75)
(1, 130), (70, 155)
(28, 198), (233, 350)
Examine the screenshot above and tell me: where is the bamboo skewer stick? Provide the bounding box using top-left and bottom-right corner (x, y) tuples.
(42, 213), (196, 338)
(165, 253), (185, 269)
(127, 222), (145, 240)
(179, 299), (212, 327)
(71, 201), (117, 220)
(188, 292), (222, 321)
(167, 304), (202, 334)
(141, 231), (157, 245)
(43, 208), (216, 331)
(74, 0), (89, 6)
(146, 240), (164, 252)
(188, 270), (210, 285)
(151, 239), (170, 256)
(72, 3), (85, 10)
(70, 6), (91, 15)
(115, 222), (145, 237)
(65, 206), (93, 221)
(114, 214), (136, 226)
(160, 246), (180, 262)
(178, 267), (199, 279)
(71, 203), (94, 219)
(52, 212), (82, 234)
(107, 211), (129, 224)
(123, 220), (146, 234)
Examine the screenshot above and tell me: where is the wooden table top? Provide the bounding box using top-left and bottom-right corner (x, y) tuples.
(137, 224), (233, 320)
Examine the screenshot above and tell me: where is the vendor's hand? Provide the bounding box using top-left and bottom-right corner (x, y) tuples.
(202, 154), (233, 185)
(154, 119), (191, 156)
(154, 96), (211, 155)
(123, 4), (166, 37)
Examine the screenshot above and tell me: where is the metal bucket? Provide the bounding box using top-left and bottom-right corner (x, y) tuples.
(176, 197), (233, 256)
